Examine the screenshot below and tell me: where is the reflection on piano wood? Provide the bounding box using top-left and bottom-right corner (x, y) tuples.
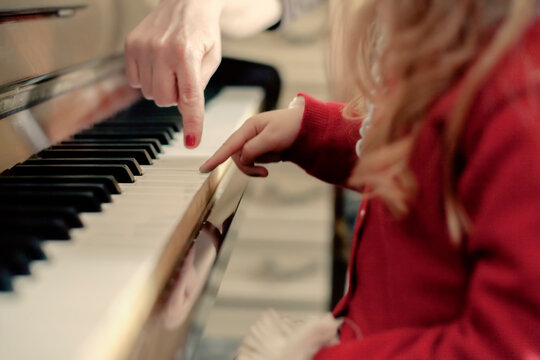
(0, 3), (263, 358)
(0, 85), (263, 360)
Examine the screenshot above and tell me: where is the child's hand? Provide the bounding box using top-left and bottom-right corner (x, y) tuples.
(199, 107), (304, 176)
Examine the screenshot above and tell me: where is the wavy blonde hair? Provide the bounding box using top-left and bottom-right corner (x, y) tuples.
(330, 0), (536, 243)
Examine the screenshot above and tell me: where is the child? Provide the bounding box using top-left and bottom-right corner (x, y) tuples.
(200, 0), (540, 358)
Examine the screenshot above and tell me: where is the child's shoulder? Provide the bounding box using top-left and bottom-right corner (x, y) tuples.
(431, 17), (540, 118)
(484, 16), (540, 105)
(462, 17), (540, 154)
(438, 17), (540, 119)
(425, 17), (540, 156)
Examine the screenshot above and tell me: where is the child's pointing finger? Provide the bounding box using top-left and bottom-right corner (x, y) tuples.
(199, 118), (260, 173)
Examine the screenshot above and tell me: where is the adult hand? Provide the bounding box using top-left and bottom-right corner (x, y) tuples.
(125, 0), (225, 148)
(199, 107), (304, 176)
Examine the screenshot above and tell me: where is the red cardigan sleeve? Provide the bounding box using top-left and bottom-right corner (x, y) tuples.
(313, 91), (540, 359)
(283, 93), (362, 186)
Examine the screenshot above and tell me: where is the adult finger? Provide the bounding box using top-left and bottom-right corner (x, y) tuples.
(176, 53), (205, 148)
(200, 44), (221, 89)
(125, 56), (141, 88)
(140, 60), (154, 100)
(124, 36), (141, 88)
(152, 61), (177, 107)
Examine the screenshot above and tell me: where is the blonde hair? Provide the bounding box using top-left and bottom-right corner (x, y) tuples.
(331, 0), (536, 243)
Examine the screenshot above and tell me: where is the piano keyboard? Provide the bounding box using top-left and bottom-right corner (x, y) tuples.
(0, 87), (263, 360)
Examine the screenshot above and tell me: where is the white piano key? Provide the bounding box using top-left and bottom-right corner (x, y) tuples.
(0, 87), (263, 360)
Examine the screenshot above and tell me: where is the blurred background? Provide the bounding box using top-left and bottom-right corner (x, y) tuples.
(195, 3), (358, 359)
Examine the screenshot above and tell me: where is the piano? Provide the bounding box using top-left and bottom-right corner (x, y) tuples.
(0, 1), (264, 359)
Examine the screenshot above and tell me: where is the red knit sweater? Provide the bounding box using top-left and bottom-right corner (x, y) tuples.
(284, 18), (540, 359)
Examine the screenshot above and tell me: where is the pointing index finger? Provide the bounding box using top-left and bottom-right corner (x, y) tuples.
(199, 121), (258, 173)
(176, 54), (205, 148)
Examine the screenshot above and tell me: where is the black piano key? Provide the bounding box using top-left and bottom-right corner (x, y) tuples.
(61, 138), (162, 154)
(110, 86), (216, 120)
(0, 236), (47, 261)
(0, 191), (101, 213)
(23, 240), (47, 261)
(0, 250), (30, 276)
(0, 237), (55, 293)
(25, 158), (143, 177)
(204, 85), (221, 103)
(0, 216), (71, 240)
(0, 175), (121, 195)
(74, 129), (172, 145)
(108, 112), (181, 121)
(0, 205), (83, 228)
(104, 119), (181, 132)
(0, 267), (13, 292)
(94, 123), (177, 137)
(8, 164), (135, 183)
(44, 146), (155, 162)
(0, 183), (111, 203)
(116, 99), (183, 117)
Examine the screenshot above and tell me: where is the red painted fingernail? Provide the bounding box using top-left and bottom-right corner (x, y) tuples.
(185, 134), (195, 147)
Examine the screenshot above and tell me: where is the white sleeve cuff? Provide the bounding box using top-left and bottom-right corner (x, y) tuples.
(220, 0), (282, 38)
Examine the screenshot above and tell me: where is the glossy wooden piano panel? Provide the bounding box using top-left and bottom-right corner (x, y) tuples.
(0, 0), (153, 87)
(0, 84), (264, 360)
(0, 2), (266, 358)
(0, 58), (140, 172)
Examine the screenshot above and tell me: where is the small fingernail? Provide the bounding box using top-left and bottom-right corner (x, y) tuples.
(185, 134), (195, 147)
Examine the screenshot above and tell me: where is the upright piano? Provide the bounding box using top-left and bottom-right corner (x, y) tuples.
(0, 1), (263, 359)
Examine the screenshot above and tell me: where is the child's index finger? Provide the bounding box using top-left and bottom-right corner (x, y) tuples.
(199, 139), (238, 173)
(199, 121), (258, 173)
(199, 147), (231, 173)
